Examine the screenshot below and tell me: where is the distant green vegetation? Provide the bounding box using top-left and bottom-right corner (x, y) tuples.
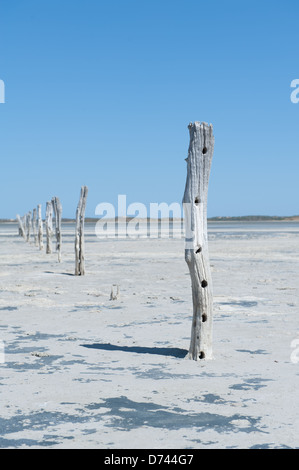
(208, 215), (299, 221)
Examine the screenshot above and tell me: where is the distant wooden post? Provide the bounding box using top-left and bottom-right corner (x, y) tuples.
(16, 214), (26, 239)
(26, 211), (32, 242)
(75, 186), (88, 275)
(183, 122), (214, 360)
(22, 215), (27, 237)
(51, 198), (56, 235)
(52, 197), (62, 262)
(37, 204), (44, 250)
(45, 201), (53, 254)
(110, 284), (119, 300)
(32, 208), (38, 246)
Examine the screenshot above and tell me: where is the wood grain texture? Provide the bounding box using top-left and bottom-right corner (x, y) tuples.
(16, 214), (26, 239)
(75, 186), (88, 275)
(183, 122), (214, 360)
(26, 211), (32, 242)
(52, 197), (62, 262)
(32, 208), (38, 246)
(37, 204), (43, 251)
(45, 201), (53, 254)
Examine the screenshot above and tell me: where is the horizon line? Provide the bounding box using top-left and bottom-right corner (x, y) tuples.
(2, 215), (299, 223)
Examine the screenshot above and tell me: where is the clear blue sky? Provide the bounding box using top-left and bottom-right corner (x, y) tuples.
(0, 0), (298, 219)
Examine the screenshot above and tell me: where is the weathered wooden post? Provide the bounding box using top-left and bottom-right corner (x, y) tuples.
(22, 215), (27, 237)
(37, 204), (44, 250)
(52, 197), (62, 262)
(183, 121), (214, 360)
(110, 284), (119, 300)
(75, 186), (88, 276)
(32, 208), (38, 246)
(16, 214), (26, 239)
(26, 211), (32, 242)
(56, 197), (62, 262)
(45, 201), (53, 254)
(51, 197), (57, 242)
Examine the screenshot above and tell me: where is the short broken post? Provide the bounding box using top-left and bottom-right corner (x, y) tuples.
(45, 201), (53, 254)
(183, 121), (214, 360)
(110, 285), (119, 300)
(37, 204), (44, 250)
(75, 186), (88, 276)
(52, 197), (62, 262)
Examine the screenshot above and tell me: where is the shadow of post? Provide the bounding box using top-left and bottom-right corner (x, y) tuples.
(81, 343), (188, 359)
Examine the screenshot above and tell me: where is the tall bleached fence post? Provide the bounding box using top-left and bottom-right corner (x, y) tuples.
(32, 208), (38, 246)
(45, 201), (53, 254)
(52, 197), (62, 262)
(37, 204), (44, 250)
(26, 211), (32, 242)
(51, 198), (56, 234)
(75, 186), (88, 276)
(183, 122), (214, 360)
(22, 215), (27, 238)
(16, 214), (26, 239)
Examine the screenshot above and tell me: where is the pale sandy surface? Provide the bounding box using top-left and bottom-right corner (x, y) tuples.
(0, 221), (299, 449)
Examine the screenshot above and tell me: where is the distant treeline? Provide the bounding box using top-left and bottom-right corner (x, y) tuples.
(208, 215), (299, 221)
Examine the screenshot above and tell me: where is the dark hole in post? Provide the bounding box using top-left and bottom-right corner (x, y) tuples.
(202, 314), (207, 322)
(194, 197), (199, 205)
(195, 246), (202, 254)
(199, 351), (205, 359)
(202, 147), (208, 154)
(201, 280), (208, 288)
